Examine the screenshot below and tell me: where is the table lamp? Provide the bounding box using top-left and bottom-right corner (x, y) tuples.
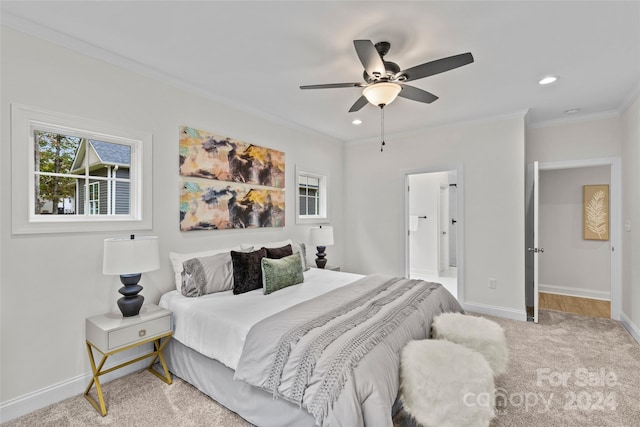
(103, 235), (159, 317)
(310, 225), (334, 269)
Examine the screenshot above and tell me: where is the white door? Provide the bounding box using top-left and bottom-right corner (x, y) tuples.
(525, 161), (543, 323)
(533, 162), (540, 323)
(529, 161), (542, 323)
(439, 186), (449, 273)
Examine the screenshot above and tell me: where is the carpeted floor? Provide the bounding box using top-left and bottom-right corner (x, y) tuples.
(3, 310), (639, 427)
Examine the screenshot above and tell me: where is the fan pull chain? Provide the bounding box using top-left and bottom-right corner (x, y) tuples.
(380, 106), (386, 152)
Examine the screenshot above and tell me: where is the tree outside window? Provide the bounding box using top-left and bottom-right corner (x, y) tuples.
(34, 131), (79, 214)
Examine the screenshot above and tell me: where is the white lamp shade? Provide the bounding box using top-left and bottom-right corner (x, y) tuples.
(363, 82), (402, 107)
(103, 235), (160, 275)
(310, 226), (334, 247)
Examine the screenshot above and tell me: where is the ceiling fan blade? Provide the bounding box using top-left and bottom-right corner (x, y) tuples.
(400, 52), (474, 82)
(300, 82), (364, 90)
(353, 40), (386, 78)
(398, 84), (439, 104)
(349, 95), (369, 112)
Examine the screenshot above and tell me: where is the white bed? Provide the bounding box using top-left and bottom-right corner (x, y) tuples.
(160, 268), (364, 371)
(159, 265), (462, 426)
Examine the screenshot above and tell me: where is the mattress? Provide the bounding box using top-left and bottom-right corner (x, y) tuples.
(159, 268), (364, 370)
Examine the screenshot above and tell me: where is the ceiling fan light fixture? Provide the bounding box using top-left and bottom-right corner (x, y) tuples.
(363, 82), (402, 107)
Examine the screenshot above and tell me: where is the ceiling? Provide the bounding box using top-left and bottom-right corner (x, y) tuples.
(2, 1), (639, 142)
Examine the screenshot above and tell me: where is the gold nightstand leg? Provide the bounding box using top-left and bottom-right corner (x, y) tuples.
(84, 342), (108, 416)
(146, 337), (172, 385)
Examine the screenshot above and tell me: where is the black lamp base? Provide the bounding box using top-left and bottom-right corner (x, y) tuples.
(315, 246), (327, 269)
(118, 273), (144, 317)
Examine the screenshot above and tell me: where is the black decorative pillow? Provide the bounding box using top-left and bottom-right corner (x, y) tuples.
(264, 244), (293, 260)
(231, 248), (267, 295)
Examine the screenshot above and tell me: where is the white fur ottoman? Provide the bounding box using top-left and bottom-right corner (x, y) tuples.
(400, 340), (495, 427)
(432, 312), (509, 376)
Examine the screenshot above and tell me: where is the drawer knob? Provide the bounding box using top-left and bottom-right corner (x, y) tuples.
(138, 329), (146, 337)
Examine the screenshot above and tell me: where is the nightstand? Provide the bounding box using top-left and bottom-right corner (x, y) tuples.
(84, 304), (173, 416)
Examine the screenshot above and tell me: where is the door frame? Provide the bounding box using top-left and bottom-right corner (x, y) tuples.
(404, 165), (465, 303)
(538, 157), (621, 320)
(438, 185), (450, 274)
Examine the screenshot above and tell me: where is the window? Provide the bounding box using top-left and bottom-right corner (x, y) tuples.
(11, 104), (152, 234)
(296, 166), (328, 224)
(299, 175), (320, 216)
(89, 182), (100, 215)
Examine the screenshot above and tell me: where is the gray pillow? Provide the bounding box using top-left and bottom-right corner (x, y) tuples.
(181, 252), (234, 297)
(261, 252), (304, 295)
(292, 242), (310, 271)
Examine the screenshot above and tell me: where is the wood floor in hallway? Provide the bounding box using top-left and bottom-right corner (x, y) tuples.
(539, 292), (610, 318)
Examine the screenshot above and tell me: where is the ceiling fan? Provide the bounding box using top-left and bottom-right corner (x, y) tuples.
(300, 40), (474, 112)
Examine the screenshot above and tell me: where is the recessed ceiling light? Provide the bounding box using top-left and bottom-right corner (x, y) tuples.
(564, 108), (581, 114)
(538, 76), (557, 85)
(352, 119), (362, 125)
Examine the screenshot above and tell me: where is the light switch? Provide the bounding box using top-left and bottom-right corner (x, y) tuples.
(625, 220), (632, 232)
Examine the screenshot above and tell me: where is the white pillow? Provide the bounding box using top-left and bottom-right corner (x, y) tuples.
(169, 247), (239, 292)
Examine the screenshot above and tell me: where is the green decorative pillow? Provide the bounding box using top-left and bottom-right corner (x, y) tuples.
(261, 252), (304, 295)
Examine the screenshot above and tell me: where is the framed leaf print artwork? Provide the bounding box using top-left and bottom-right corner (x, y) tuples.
(583, 185), (609, 241)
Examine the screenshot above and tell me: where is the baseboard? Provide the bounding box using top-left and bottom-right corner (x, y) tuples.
(539, 283), (610, 301)
(463, 302), (527, 321)
(620, 312), (640, 346)
(0, 345), (151, 423)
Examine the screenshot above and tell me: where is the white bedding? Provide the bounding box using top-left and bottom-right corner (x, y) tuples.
(159, 268), (364, 370)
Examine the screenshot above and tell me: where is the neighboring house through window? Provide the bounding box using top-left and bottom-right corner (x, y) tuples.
(70, 139), (131, 216)
(11, 104), (152, 234)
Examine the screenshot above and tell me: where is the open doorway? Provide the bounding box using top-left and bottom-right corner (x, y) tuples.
(525, 157), (621, 321)
(538, 165), (612, 318)
(406, 170), (459, 298)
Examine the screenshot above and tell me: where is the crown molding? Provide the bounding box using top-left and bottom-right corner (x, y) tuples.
(346, 109), (528, 146)
(619, 82), (640, 114)
(1, 13), (345, 146)
(527, 110), (621, 129)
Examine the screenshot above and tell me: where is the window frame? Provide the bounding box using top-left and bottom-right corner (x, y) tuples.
(295, 165), (329, 225)
(11, 104), (153, 234)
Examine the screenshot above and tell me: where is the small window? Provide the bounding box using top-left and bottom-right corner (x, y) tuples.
(296, 166), (328, 224)
(11, 104), (152, 234)
(299, 175), (320, 216)
(88, 182), (100, 215)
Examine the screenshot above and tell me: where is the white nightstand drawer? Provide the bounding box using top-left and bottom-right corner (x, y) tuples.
(86, 304), (173, 353)
(108, 316), (171, 350)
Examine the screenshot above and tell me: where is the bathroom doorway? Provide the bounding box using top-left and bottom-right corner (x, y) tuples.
(405, 169), (461, 299)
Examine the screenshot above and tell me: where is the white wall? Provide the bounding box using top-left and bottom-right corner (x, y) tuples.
(408, 172), (449, 276)
(539, 166), (611, 299)
(526, 111), (640, 330)
(620, 94), (640, 339)
(0, 27), (345, 415)
(344, 114), (526, 318)
(526, 114), (621, 164)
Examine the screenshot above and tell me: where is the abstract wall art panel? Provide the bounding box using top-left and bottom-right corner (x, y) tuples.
(180, 179), (285, 231)
(179, 126), (284, 188)
(583, 184), (609, 241)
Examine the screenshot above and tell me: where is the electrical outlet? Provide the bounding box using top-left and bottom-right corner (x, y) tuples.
(488, 278), (497, 289)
